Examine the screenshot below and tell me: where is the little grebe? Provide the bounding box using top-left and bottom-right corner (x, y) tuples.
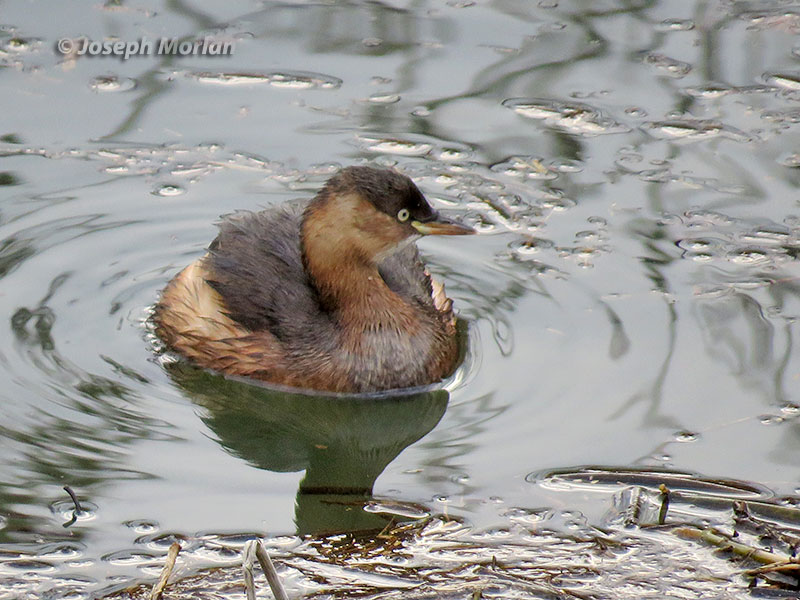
(154, 166), (474, 393)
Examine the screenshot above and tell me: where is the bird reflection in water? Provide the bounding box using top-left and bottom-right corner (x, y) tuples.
(165, 362), (451, 534)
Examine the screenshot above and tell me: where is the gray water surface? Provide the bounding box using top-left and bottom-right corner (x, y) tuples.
(3, 0), (800, 597)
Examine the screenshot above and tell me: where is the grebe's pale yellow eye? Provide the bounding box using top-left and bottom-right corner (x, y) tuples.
(397, 208), (410, 222)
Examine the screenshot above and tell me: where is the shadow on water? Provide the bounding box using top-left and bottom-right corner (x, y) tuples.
(164, 362), (449, 535)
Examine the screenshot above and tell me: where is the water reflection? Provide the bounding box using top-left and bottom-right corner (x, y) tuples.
(164, 363), (448, 535)
(4, 0), (800, 595)
(0, 272), (166, 552)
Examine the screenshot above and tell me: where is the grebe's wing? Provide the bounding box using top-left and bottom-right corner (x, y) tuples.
(379, 245), (452, 315)
(205, 201), (328, 338)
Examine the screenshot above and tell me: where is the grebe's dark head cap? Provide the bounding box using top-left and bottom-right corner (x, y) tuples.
(323, 166), (434, 221)
(321, 166), (474, 236)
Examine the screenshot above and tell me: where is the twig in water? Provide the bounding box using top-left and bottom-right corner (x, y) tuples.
(745, 561), (800, 576)
(254, 540), (290, 600)
(150, 542), (181, 600)
(62, 514), (78, 528)
(62, 485), (84, 528)
(658, 484), (670, 525)
(243, 541), (258, 600)
(376, 519), (396, 540)
(63, 486), (84, 514)
(676, 527), (786, 566)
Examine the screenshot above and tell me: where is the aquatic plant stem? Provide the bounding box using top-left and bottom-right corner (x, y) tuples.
(254, 541), (289, 600)
(242, 541), (257, 600)
(676, 526), (787, 565)
(657, 484), (670, 524)
(62, 485), (84, 527)
(150, 542), (181, 600)
(63, 485), (84, 514)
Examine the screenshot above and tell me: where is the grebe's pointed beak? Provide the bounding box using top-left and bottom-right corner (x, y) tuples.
(411, 213), (475, 236)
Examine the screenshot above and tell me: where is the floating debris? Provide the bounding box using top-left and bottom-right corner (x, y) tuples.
(764, 72), (800, 91)
(644, 119), (751, 142)
(509, 236), (555, 257)
(645, 119), (722, 140)
(89, 75), (137, 92)
(363, 499), (430, 519)
(741, 10), (800, 33)
(642, 53), (692, 78)
(1, 36), (39, 53)
(503, 97), (630, 136)
(491, 155), (560, 180)
(101, 481), (800, 600)
(367, 93), (401, 104)
(187, 70), (342, 89)
(655, 18), (695, 31)
(624, 105), (647, 117)
(151, 184), (185, 197)
(659, 210), (800, 269)
(683, 83), (733, 98)
(355, 135), (434, 156)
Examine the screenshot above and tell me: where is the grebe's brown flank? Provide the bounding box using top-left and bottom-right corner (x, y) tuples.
(154, 166), (474, 393)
